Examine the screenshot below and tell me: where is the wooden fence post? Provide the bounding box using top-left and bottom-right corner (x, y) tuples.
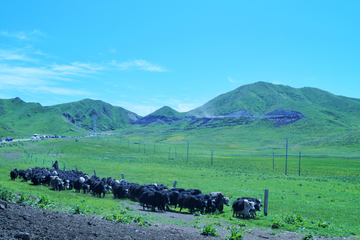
(285, 138), (288, 175)
(138, 139), (140, 153)
(211, 149), (214, 165)
(264, 189), (269, 216)
(173, 180), (178, 188)
(122, 173), (125, 179)
(186, 141), (189, 162)
(299, 152), (301, 176)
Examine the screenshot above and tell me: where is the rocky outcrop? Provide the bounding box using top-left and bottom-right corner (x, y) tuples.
(263, 110), (305, 127)
(63, 113), (76, 124)
(134, 115), (182, 126)
(132, 109), (305, 128)
(221, 110), (253, 118)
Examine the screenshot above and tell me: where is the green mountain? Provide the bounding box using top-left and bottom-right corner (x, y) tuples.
(2, 82), (360, 140)
(0, 98), (140, 139)
(149, 106), (182, 118)
(185, 81), (360, 129)
(0, 97), (88, 138)
(51, 99), (140, 132)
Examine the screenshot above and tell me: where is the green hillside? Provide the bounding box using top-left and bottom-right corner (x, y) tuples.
(51, 98), (140, 132)
(2, 82), (360, 141)
(0, 97), (88, 138)
(184, 82), (360, 132)
(149, 106), (182, 118)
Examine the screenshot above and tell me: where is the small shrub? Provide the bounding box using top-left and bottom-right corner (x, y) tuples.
(71, 201), (90, 215)
(125, 206), (134, 211)
(102, 213), (132, 224)
(283, 214), (303, 224)
(270, 220), (284, 229)
(137, 220), (149, 227)
(16, 192), (31, 204)
(226, 226), (244, 240)
(35, 195), (55, 209)
(201, 224), (219, 237)
(193, 211), (202, 216)
(238, 221), (247, 227)
(214, 221), (222, 226)
(317, 220), (330, 228)
(0, 186), (15, 202)
(192, 216), (202, 229)
(302, 233), (314, 240)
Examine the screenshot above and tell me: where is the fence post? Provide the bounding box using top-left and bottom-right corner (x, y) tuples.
(186, 141), (189, 162)
(264, 189), (269, 216)
(285, 138), (288, 175)
(138, 139), (140, 153)
(299, 152), (301, 176)
(121, 173), (125, 179)
(211, 149), (214, 165)
(93, 169), (96, 176)
(173, 180), (178, 188)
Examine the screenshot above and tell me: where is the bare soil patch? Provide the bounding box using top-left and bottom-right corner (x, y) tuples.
(0, 199), (355, 240)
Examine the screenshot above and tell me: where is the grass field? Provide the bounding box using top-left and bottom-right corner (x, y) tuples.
(0, 132), (359, 238)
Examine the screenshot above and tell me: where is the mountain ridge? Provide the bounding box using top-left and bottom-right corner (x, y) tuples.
(1, 82), (360, 138)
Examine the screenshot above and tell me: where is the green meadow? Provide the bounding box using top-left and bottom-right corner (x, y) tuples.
(0, 130), (359, 238)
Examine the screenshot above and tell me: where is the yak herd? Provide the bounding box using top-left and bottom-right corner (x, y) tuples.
(9, 161), (262, 218)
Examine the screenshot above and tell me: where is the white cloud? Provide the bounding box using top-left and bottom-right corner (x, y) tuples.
(228, 76), (240, 83)
(33, 86), (91, 95)
(175, 103), (199, 112)
(0, 47), (44, 62)
(0, 56), (101, 96)
(1, 29), (46, 40)
(112, 101), (160, 116)
(111, 59), (165, 72)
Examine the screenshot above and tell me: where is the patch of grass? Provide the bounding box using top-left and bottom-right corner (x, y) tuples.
(226, 226), (245, 240)
(200, 224), (219, 237)
(70, 201), (90, 215)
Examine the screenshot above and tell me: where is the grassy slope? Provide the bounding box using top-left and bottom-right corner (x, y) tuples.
(185, 82), (360, 131)
(0, 136), (359, 237)
(0, 98), (88, 138)
(51, 98), (141, 131)
(148, 106), (183, 118)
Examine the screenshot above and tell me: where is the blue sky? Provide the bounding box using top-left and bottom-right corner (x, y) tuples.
(1, 1), (359, 116)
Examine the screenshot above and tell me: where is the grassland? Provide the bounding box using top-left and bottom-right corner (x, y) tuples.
(1, 129), (359, 238)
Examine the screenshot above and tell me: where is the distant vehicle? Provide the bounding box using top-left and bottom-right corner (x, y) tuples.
(61, 135), (66, 138)
(5, 138), (13, 142)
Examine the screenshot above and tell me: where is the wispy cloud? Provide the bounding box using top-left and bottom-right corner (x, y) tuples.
(228, 76), (241, 83)
(0, 47), (101, 96)
(0, 47), (45, 62)
(1, 29), (46, 40)
(111, 59), (165, 72)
